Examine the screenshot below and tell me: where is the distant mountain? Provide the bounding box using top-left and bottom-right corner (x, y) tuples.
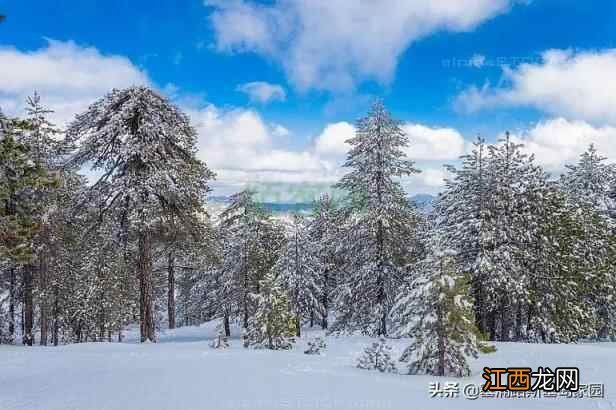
(207, 196), (312, 215)
(208, 194), (436, 215)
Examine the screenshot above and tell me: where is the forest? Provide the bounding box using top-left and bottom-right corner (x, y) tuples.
(1, 86), (615, 377)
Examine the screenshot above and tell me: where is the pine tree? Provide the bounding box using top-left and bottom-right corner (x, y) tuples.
(560, 146), (616, 339)
(391, 236), (487, 377)
(243, 270), (296, 350)
(356, 337), (397, 373)
(438, 133), (547, 341)
(18, 94), (67, 345)
(214, 190), (285, 334)
(436, 136), (490, 333)
(331, 101), (421, 337)
(307, 194), (342, 329)
(304, 336), (326, 355)
(561, 144), (615, 214)
(0, 114), (57, 345)
(276, 214), (322, 336)
(66, 86), (214, 342)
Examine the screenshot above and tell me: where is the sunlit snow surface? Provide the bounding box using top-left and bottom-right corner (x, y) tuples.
(1, 321), (614, 410)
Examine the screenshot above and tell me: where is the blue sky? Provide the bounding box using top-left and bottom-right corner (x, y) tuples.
(1, 1), (616, 200)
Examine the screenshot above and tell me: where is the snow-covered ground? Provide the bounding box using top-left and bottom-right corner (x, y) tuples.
(1, 322), (614, 410)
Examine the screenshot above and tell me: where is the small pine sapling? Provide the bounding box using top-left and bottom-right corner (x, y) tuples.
(356, 337), (397, 373)
(392, 243), (494, 377)
(304, 336), (326, 355)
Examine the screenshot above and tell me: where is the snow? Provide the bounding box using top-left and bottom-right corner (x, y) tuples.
(1, 321), (614, 410)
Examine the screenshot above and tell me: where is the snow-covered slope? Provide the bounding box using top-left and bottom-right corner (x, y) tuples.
(1, 322), (613, 410)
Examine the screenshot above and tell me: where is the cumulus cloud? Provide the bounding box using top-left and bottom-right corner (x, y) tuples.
(313, 121), (467, 161)
(237, 81), (287, 103)
(405, 166), (452, 194)
(188, 105), (468, 194)
(403, 123), (467, 160)
(206, 0), (519, 92)
(510, 117), (616, 173)
(188, 105), (338, 186)
(0, 38), (471, 195)
(0, 39), (150, 125)
(314, 122), (355, 157)
(456, 49), (616, 125)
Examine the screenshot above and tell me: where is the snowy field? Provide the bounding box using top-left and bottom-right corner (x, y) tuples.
(1, 322), (614, 410)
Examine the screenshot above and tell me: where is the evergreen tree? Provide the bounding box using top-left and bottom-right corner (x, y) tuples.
(307, 194), (343, 329)
(331, 101), (421, 336)
(560, 147), (616, 339)
(243, 270), (296, 350)
(215, 190), (284, 334)
(561, 144), (615, 214)
(276, 214), (322, 336)
(66, 86), (214, 342)
(304, 336), (326, 355)
(0, 114), (57, 345)
(392, 237), (486, 377)
(356, 337), (397, 373)
(436, 136), (490, 333)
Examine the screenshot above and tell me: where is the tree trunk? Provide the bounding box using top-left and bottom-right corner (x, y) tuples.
(8, 266), (15, 342)
(138, 229), (155, 343)
(39, 254), (48, 346)
(436, 303), (446, 377)
(23, 265), (34, 346)
(224, 314), (231, 337)
(295, 316), (301, 337)
(321, 270), (328, 329)
(52, 284), (59, 346)
(167, 251), (176, 329)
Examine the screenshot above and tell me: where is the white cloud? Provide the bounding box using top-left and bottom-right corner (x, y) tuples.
(314, 122), (355, 157)
(0, 38), (473, 196)
(206, 0), (518, 92)
(456, 49), (616, 125)
(313, 121), (467, 161)
(188, 105), (338, 186)
(0, 39), (150, 125)
(188, 104), (467, 194)
(405, 166), (451, 194)
(403, 123), (467, 160)
(510, 117), (616, 173)
(237, 81), (287, 103)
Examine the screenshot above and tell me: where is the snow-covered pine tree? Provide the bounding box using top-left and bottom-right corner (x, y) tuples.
(356, 337), (397, 373)
(17, 94), (69, 345)
(21, 92), (68, 166)
(215, 190), (285, 333)
(560, 146), (616, 339)
(67, 86), (214, 342)
(524, 185), (603, 342)
(561, 144), (615, 214)
(435, 136), (490, 334)
(331, 100), (421, 337)
(307, 193), (343, 329)
(391, 235), (486, 377)
(439, 133), (550, 341)
(156, 213), (216, 330)
(276, 214), (322, 336)
(243, 270), (296, 350)
(304, 336), (326, 355)
(0, 113), (57, 345)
